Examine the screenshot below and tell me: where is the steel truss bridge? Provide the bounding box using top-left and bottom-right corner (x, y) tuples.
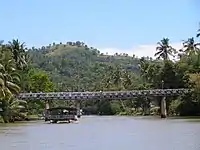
(17, 88), (191, 101)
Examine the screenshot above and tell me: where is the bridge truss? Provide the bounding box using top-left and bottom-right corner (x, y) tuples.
(17, 88), (191, 101)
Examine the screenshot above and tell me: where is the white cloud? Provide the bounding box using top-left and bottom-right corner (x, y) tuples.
(99, 42), (183, 60)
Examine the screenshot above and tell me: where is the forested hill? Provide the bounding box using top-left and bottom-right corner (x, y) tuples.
(25, 36), (200, 116)
(2, 33), (200, 122)
(28, 41), (151, 92)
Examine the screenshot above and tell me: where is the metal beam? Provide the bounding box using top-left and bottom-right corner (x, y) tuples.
(17, 88), (191, 100)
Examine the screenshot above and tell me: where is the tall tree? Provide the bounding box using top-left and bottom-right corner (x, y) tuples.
(180, 37), (199, 55)
(1, 97), (27, 123)
(0, 50), (21, 98)
(155, 38), (176, 60)
(27, 70), (55, 114)
(197, 27), (200, 38)
(8, 39), (27, 70)
(0, 49), (23, 123)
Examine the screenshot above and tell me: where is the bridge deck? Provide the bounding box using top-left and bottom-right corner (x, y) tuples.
(17, 88), (191, 100)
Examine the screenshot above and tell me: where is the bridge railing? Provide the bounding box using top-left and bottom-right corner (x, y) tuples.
(16, 88), (192, 100)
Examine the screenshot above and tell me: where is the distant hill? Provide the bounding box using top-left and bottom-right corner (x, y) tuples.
(28, 42), (151, 91)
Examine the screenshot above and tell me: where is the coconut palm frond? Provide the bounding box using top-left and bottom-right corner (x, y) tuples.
(12, 99), (27, 104)
(0, 63), (4, 71)
(0, 77), (5, 87)
(6, 81), (21, 94)
(3, 87), (13, 98)
(197, 28), (200, 38)
(155, 38), (176, 60)
(0, 88), (6, 97)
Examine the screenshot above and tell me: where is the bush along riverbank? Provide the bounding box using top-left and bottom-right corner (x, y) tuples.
(1, 25), (200, 123)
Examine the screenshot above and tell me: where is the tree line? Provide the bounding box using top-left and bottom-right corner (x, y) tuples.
(0, 26), (200, 123)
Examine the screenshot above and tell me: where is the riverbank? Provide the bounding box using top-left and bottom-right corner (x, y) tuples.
(0, 115), (43, 123)
(1, 114), (200, 123)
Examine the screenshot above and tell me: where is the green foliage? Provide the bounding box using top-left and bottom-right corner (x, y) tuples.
(29, 70), (55, 92)
(1, 24), (200, 122)
(25, 69), (55, 115)
(1, 97), (27, 122)
(155, 38), (176, 60)
(24, 34), (200, 116)
(28, 43), (141, 92)
(0, 41), (28, 122)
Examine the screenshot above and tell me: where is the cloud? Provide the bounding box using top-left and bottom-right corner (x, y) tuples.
(99, 42), (183, 59)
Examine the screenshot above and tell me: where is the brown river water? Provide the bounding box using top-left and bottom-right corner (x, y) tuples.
(0, 116), (200, 150)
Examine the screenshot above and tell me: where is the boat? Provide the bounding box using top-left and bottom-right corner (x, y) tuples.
(45, 107), (79, 123)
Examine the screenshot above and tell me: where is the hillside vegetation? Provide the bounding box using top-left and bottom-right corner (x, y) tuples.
(1, 25), (200, 123)
(28, 42), (142, 92)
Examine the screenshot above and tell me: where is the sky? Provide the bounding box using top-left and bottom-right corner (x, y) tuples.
(1, 0), (200, 58)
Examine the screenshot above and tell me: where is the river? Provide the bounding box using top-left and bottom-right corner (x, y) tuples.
(0, 116), (200, 150)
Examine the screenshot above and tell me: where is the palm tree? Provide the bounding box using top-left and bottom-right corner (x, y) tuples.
(1, 97), (27, 123)
(8, 39), (27, 70)
(122, 70), (132, 90)
(138, 58), (150, 82)
(0, 51), (21, 98)
(110, 66), (127, 111)
(154, 39), (175, 118)
(179, 37), (200, 71)
(197, 28), (200, 38)
(101, 65), (126, 111)
(180, 37), (199, 55)
(101, 65), (114, 90)
(112, 66), (123, 90)
(0, 50), (22, 123)
(155, 38), (176, 60)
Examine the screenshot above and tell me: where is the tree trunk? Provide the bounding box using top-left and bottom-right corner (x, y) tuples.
(120, 99), (126, 111)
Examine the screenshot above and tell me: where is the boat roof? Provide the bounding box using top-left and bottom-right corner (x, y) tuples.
(47, 107), (77, 111)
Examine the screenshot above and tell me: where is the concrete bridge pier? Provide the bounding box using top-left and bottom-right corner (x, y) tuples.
(160, 97), (167, 118)
(45, 100), (50, 110)
(76, 101), (81, 118)
(44, 100), (50, 121)
(144, 97), (150, 116)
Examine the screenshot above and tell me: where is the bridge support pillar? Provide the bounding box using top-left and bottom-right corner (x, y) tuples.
(161, 97), (167, 118)
(144, 97), (150, 115)
(44, 100), (50, 121)
(76, 101), (81, 118)
(45, 100), (50, 110)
